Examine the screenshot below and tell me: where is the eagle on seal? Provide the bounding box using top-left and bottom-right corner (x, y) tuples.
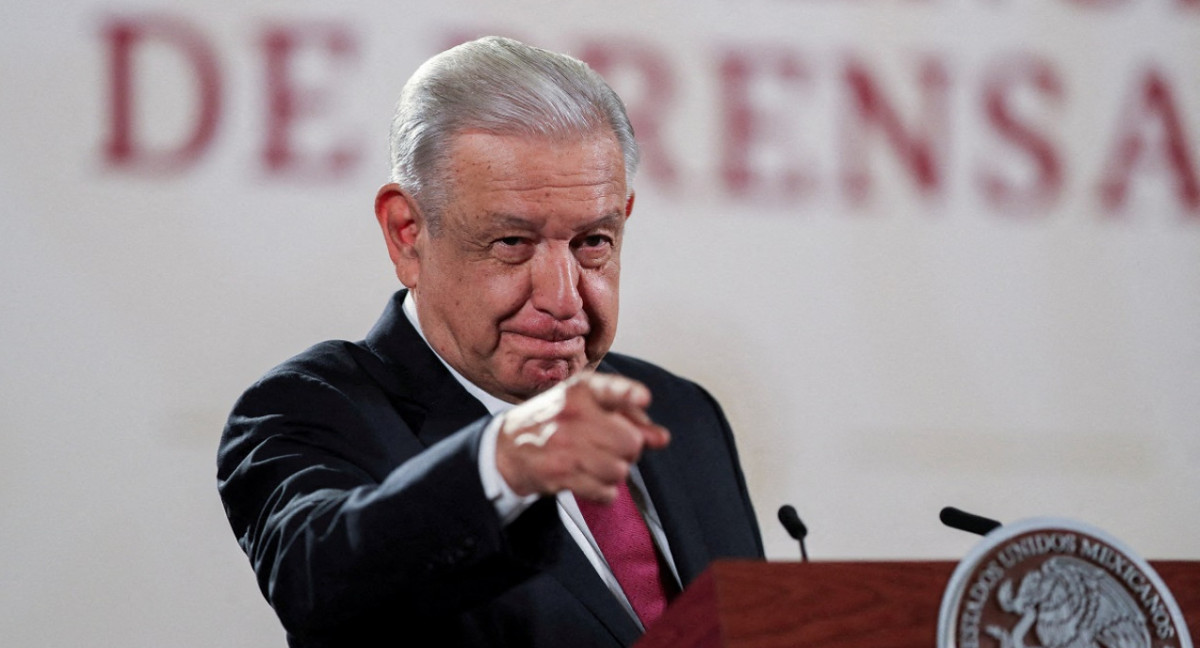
(985, 556), (1149, 648)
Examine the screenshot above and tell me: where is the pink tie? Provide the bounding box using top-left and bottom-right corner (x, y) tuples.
(576, 481), (673, 627)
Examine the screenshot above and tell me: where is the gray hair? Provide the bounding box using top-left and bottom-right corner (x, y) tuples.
(388, 36), (639, 231)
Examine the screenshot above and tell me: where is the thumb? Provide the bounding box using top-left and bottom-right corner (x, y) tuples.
(640, 423), (671, 450)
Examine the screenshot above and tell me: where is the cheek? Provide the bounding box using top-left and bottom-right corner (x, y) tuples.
(473, 270), (532, 328)
(581, 269), (621, 328)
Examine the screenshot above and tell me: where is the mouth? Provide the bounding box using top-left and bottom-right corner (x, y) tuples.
(500, 329), (588, 358)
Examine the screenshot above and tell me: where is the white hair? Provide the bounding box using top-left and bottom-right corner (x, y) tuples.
(388, 36), (640, 231)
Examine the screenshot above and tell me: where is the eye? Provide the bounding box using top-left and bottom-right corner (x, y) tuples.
(573, 233), (615, 267)
(491, 235), (534, 263)
(576, 234), (613, 249)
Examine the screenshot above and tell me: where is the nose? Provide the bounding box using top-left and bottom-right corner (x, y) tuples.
(529, 244), (583, 319)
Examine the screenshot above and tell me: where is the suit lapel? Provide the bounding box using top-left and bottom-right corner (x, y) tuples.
(637, 448), (711, 588)
(417, 374), (490, 446)
(361, 290), (490, 447)
(544, 524), (644, 646)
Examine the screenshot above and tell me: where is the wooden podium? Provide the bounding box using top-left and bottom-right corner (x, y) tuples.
(635, 560), (1200, 648)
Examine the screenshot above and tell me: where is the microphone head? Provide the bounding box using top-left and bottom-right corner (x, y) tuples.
(940, 506), (1002, 536)
(777, 504), (808, 540)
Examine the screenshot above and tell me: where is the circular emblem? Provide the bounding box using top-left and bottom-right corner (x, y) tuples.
(938, 518), (1193, 648)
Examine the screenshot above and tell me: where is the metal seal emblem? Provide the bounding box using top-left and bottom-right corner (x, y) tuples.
(938, 518), (1193, 648)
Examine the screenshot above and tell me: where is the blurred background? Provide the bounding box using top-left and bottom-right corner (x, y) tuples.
(2, 0), (1198, 645)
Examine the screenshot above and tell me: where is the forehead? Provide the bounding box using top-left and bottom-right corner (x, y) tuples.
(443, 131), (627, 218)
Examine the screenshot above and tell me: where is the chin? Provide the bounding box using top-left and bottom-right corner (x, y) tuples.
(515, 358), (582, 394)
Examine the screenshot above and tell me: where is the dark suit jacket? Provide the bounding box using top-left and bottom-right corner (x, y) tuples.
(217, 291), (763, 647)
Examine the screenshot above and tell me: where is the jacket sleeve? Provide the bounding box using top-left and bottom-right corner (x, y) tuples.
(216, 368), (562, 639)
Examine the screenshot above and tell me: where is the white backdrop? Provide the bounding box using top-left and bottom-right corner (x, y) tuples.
(3, 1), (1198, 646)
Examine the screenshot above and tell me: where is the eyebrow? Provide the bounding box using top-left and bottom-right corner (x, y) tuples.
(486, 211), (625, 232)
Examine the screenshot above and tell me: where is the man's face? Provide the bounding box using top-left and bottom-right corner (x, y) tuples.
(398, 131), (630, 403)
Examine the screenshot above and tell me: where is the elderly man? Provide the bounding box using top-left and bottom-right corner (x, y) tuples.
(217, 36), (762, 647)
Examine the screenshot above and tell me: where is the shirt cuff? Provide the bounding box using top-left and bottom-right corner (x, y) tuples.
(478, 414), (540, 525)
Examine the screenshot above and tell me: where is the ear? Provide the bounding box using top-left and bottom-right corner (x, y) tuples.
(625, 191), (636, 219)
(374, 183), (423, 288)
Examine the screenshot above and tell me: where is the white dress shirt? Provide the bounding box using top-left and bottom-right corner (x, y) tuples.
(401, 293), (679, 630)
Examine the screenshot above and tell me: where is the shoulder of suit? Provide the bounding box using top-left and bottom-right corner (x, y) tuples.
(601, 351), (715, 404)
(258, 339), (365, 383)
(601, 350), (676, 381)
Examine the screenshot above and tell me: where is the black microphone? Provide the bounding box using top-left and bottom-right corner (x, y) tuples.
(939, 506), (1001, 536)
(777, 504), (809, 562)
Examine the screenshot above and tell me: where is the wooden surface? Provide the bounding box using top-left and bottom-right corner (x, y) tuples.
(1158, 560), (1200, 632)
(636, 560), (1200, 648)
